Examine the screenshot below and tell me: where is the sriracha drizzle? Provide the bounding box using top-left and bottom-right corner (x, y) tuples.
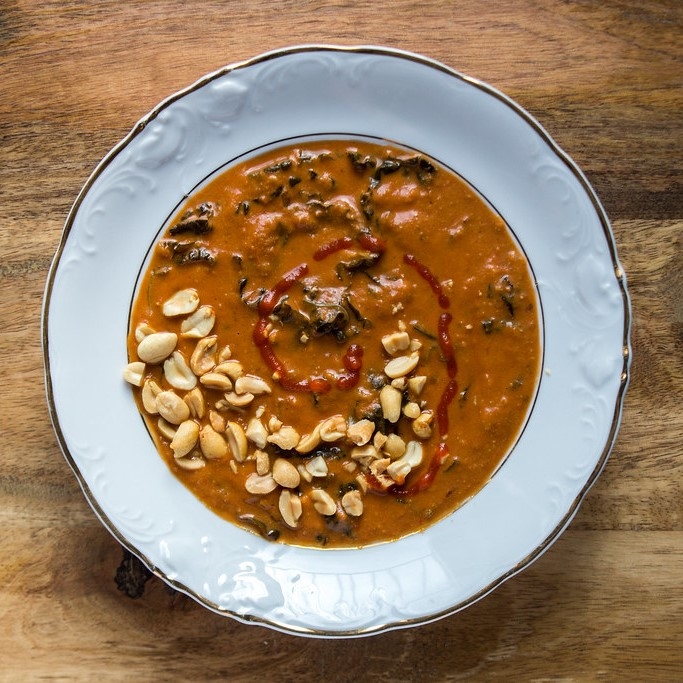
(253, 262), (363, 394)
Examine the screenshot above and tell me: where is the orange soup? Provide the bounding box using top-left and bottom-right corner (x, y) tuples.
(124, 139), (541, 548)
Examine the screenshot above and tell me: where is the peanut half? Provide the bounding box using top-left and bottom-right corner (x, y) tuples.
(181, 306), (215, 338)
(162, 288), (200, 317)
(156, 390), (190, 425)
(137, 332), (177, 364)
(122, 362), (146, 387)
(278, 490), (302, 528)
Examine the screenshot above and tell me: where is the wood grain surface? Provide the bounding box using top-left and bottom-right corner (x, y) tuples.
(2, 1), (681, 680)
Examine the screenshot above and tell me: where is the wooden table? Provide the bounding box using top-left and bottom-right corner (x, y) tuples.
(2, 1), (681, 679)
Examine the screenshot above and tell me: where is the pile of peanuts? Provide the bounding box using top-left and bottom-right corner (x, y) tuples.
(124, 288), (437, 529)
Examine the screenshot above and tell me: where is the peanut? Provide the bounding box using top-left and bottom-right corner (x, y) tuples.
(412, 410), (434, 439)
(305, 455), (328, 478)
(341, 490), (363, 516)
(137, 332), (177, 364)
(245, 472), (277, 494)
(234, 374), (271, 396)
(295, 424), (322, 454)
(381, 330), (410, 355)
(225, 421), (248, 462)
(310, 489), (336, 516)
(180, 305), (215, 338)
(174, 453), (206, 471)
(141, 378), (162, 414)
(156, 390), (190, 424)
(245, 416), (268, 449)
(319, 415), (346, 442)
(162, 288), (199, 317)
(170, 420), (199, 458)
(278, 490), (302, 528)
(199, 424), (228, 460)
(223, 391), (254, 408)
(384, 352), (419, 379)
(122, 361), (145, 386)
(163, 351), (197, 390)
(379, 385), (402, 423)
(200, 372), (233, 391)
(184, 387), (206, 419)
(190, 335), (218, 376)
(346, 419), (375, 446)
(267, 425), (300, 451)
(272, 458), (300, 488)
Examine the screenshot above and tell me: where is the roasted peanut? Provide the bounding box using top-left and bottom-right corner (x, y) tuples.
(278, 489), (302, 528)
(137, 332), (177, 364)
(122, 361), (146, 386)
(272, 458), (300, 488)
(297, 464), (313, 483)
(370, 457), (391, 477)
(199, 424), (228, 460)
(407, 375), (427, 396)
(383, 433), (406, 460)
(180, 305), (215, 338)
(200, 372), (233, 391)
(184, 387), (206, 419)
(217, 345), (232, 362)
(384, 352), (419, 379)
(157, 417), (177, 441)
(267, 425), (300, 451)
(390, 377), (407, 391)
(141, 378), (162, 414)
(174, 453), (206, 471)
(162, 288), (199, 317)
(305, 455), (328, 477)
(245, 472), (277, 494)
(386, 440), (423, 484)
(373, 431), (388, 450)
(208, 409), (226, 433)
(295, 424), (322, 454)
(369, 461), (394, 489)
(381, 330), (410, 355)
(379, 385), (402, 423)
(223, 391), (254, 408)
(350, 444), (380, 463)
(215, 360), (244, 380)
(156, 390), (190, 424)
(341, 489), (363, 516)
(310, 489), (336, 516)
(163, 351), (197, 390)
(245, 416), (268, 449)
(190, 335), (218, 376)
(234, 374), (271, 396)
(319, 415), (346, 442)
(346, 419), (375, 446)
(226, 421), (248, 462)
(255, 449), (270, 476)
(134, 322), (155, 343)
(402, 401), (421, 419)
(386, 459), (411, 484)
(412, 410), (434, 439)
(170, 419), (199, 458)
(268, 415), (283, 432)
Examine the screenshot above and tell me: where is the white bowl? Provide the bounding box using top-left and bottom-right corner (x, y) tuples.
(42, 45), (631, 637)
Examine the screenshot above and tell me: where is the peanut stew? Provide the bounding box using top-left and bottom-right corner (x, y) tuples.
(124, 139), (542, 548)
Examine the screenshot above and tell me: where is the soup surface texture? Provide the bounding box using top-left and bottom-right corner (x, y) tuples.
(125, 139), (541, 548)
